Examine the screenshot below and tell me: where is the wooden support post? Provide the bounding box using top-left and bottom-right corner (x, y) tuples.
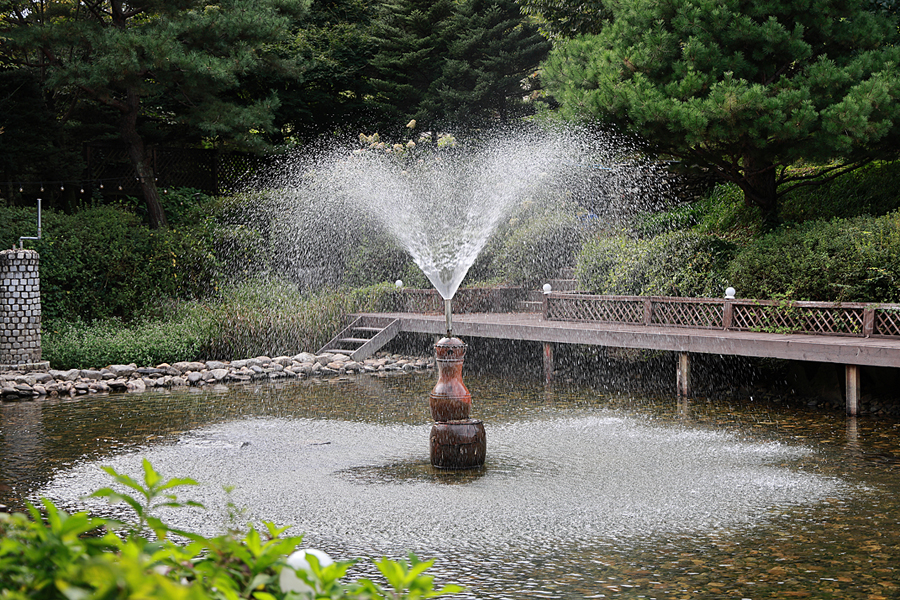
(543, 342), (554, 384)
(723, 300), (734, 330)
(677, 352), (691, 398)
(845, 364), (860, 416)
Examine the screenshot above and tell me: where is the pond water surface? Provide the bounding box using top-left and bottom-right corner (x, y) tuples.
(2, 373), (899, 599)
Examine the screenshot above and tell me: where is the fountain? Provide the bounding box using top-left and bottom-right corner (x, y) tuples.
(7, 379), (876, 599)
(269, 125), (643, 469)
(1, 126), (895, 598)
(429, 335), (485, 469)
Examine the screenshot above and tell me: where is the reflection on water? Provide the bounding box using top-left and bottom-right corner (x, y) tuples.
(2, 373), (900, 598)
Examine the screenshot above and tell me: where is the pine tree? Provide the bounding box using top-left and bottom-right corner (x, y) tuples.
(1, 0), (307, 227)
(368, 0), (455, 132)
(542, 0), (900, 225)
(425, 0), (551, 130)
(366, 0), (550, 134)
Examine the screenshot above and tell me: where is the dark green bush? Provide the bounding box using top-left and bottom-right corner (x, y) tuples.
(576, 230), (736, 297)
(490, 208), (583, 287)
(729, 212), (900, 302)
(779, 161), (900, 224)
(0, 205), (219, 323)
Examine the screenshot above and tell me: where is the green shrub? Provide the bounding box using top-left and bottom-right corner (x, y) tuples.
(41, 279), (400, 368)
(491, 208), (583, 287)
(779, 161), (900, 223)
(630, 202), (702, 237)
(196, 279), (399, 360)
(692, 183), (763, 238)
(576, 230), (736, 298)
(0, 205), (220, 322)
(42, 315), (208, 369)
(728, 212), (900, 302)
(344, 231), (429, 288)
(0, 459), (462, 600)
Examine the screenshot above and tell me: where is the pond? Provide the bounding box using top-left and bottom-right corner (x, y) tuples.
(2, 372), (899, 599)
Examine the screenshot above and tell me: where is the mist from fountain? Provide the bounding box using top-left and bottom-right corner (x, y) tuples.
(263, 124), (649, 299)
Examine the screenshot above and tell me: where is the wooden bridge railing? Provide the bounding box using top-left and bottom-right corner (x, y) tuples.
(544, 293), (900, 338)
(398, 287), (525, 314)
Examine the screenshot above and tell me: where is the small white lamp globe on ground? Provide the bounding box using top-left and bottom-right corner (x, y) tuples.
(725, 287), (736, 300)
(279, 548), (334, 594)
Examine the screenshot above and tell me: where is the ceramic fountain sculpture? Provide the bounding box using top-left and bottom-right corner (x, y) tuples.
(428, 304), (485, 469)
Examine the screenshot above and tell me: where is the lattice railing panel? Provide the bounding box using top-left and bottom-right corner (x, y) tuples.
(731, 304), (865, 335)
(545, 294), (900, 338)
(399, 288), (525, 314)
(546, 296), (644, 324)
(875, 309), (900, 336)
(651, 300), (722, 328)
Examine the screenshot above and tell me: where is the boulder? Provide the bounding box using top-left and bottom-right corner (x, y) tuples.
(209, 368), (229, 381)
(109, 364), (136, 377)
(126, 379), (146, 392)
(173, 361), (206, 373)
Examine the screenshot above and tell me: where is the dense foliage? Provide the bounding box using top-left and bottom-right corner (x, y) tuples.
(541, 0), (900, 225)
(576, 161), (900, 303)
(0, 203), (218, 323)
(40, 281), (400, 369)
(575, 230), (736, 298)
(1, 0), (309, 227)
(367, 0), (549, 134)
(0, 459), (462, 600)
(729, 213), (900, 302)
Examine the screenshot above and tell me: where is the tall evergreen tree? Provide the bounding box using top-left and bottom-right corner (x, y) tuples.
(542, 0), (900, 225)
(425, 0), (551, 130)
(244, 0), (377, 142)
(1, 0), (307, 227)
(367, 0), (549, 134)
(368, 0), (455, 132)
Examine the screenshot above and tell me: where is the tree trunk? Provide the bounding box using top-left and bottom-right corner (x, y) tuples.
(740, 154), (778, 230)
(118, 87), (168, 229)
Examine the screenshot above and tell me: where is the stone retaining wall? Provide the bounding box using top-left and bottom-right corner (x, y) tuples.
(0, 249), (46, 370)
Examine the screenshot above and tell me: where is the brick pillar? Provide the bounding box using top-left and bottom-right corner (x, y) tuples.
(0, 249), (48, 371)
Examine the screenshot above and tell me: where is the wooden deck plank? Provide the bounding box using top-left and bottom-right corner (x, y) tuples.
(359, 312), (900, 368)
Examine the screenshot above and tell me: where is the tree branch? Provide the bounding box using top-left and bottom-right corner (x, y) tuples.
(778, 158), (876, 195)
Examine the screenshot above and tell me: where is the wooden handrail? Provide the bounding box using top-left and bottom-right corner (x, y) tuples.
(543, 292), (900, 338)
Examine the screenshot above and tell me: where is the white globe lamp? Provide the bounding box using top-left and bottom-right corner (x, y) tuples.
(279, 548), (334, 594)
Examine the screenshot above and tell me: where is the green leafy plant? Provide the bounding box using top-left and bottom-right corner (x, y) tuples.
(0, 460), (463, 600)
(359, 555), (463, 600)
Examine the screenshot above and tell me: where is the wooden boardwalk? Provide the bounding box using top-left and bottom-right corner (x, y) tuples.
(359, 310), (900, 415)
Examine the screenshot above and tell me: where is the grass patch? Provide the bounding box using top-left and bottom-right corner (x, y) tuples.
(42, 279), (399, 369)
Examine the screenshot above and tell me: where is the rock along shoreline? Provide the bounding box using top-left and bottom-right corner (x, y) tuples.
(0, 351), (434, 400)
